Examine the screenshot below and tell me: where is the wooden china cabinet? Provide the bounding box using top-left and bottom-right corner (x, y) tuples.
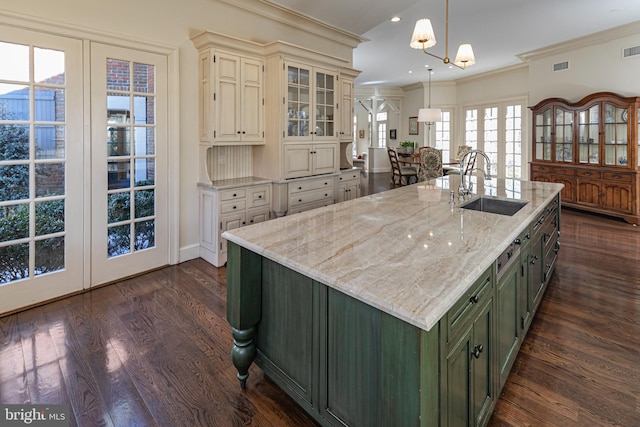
(530, 92), (640, 224)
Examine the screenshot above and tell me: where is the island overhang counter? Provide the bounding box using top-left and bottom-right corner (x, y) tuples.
(223, 176), (563, 427)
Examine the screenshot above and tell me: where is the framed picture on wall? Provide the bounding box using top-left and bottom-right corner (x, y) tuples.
(390, 129), (397, 140)
(408, 117), (418, 135)
(359, 129), (365, 139)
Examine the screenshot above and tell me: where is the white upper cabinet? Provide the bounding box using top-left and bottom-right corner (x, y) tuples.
(214, 52), (264, 143)
(193, 31), (265, 146)
(339, 70), (358, 142)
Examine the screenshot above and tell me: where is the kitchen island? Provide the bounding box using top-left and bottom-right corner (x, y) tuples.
(223, 176), (563, 427)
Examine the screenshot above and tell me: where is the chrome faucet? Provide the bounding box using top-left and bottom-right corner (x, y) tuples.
(458, 150), (492, 198)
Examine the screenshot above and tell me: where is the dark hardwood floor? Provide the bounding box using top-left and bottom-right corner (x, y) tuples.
(0, 173), (638, 426)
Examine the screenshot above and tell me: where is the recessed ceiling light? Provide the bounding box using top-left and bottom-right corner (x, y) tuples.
(390, 16), (401, 22)
(408, 70), (413, 74)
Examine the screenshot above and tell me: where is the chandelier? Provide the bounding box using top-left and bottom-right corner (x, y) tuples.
(409, 0), (475, 70)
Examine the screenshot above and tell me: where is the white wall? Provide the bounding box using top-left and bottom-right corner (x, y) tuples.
(0, 0), (359, 263)
(526, 22), (640, 105)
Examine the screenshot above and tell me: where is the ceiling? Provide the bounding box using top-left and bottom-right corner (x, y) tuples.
(266, 0), (640, 86)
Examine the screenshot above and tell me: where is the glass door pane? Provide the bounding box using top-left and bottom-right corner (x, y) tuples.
(106, 59), (156, 257)
(90, 43), (167, 287)
(578, 105), (599, 164)
(534, 108), (551, 160)
(287, 65), (310, 137)
(554, 108), (572, 162)
(603, 103), (628, 166)
(0, 42), (67, 282)
(314, 71), (334, 138)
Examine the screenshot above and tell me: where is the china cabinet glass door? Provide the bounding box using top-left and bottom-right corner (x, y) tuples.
(554, 107), (573, 162)
(578, 105), (599, 164)
(287, 65), (310, 138)
(314, 70), (334, 138)
(534, 108), (552, 160)
(603, 103), (628, 166)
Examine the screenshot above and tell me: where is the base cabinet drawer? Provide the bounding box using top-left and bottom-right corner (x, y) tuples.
(199, 182), (272, 267)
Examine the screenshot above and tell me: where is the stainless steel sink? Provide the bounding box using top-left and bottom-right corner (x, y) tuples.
(460, 196), (528, 216)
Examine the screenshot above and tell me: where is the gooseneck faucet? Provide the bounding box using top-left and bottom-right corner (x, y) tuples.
(458, 150), (492, 198)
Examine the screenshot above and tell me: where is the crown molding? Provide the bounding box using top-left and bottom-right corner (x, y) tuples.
(518, 20), (640, 62)
(214, 0), (366, 49)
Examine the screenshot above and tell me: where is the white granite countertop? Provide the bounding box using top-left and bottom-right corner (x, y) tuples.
(223, 176), (563, 331)
(198, 176), (273, 190)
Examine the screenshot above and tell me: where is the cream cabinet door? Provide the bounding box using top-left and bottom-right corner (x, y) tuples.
(313, 144), (337, 175)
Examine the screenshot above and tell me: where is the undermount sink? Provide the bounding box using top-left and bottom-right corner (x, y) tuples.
(460, 196), (528, 216)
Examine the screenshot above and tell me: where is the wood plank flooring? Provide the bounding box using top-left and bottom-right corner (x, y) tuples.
(0, 174), (639, 426)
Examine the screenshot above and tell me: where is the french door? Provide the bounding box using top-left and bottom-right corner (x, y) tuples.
(90, 43), (168, 286)
(0, 27), (84, 313)
(0, 26), (169, 314)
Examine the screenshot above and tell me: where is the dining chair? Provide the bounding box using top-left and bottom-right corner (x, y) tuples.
(387, 148), (417, 186)
(417, 147), (443, 181)
(445, 145), (472, 175)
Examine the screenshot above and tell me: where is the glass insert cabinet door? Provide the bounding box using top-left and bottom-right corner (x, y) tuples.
(603, 103), (628, 166)
(285, 63), (336, 140)
(287, 65), (310, 138)
(314, 70), (334, 138)
(554, 107), (573, 162)
(534, 107), (552, 161)
(578, 104), (599, 164)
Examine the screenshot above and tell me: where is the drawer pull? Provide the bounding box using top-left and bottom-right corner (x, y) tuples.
(469, 295), (479, 304)
(530, 255), (539, 265)
(471, 344), (484, 359)
(233, 193), (237, 197)
(583, 172), (591, 176)
(613, 174), (621, 179)
(298, 186), (302, 190)
(299, 199), (302, 202)
(258, 195), (262, 199)
(233, 206), (237, 209)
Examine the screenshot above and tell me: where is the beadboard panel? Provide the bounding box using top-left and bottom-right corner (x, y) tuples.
(206, 146), (254, 181)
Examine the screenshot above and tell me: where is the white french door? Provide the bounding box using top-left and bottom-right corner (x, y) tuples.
(0, 27), (84, 313)
(90, 43), (168, 286)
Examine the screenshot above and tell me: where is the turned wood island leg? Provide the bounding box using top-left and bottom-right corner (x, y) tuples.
(231, 326), (256, 389)
(226, 242), (263, 389)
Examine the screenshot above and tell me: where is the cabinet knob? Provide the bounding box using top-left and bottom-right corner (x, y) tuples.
(299, 199), (302, 202)
(469, 295), (479, 304)
(258, 195), (262, 198)
(471, 344), (484, 359)
(530, 255), (539, 265)
(233, 193), (237, 197)
(233, 206), (237, 209)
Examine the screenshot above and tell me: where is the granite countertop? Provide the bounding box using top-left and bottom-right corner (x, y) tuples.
(223, 176), (563, 331)
(198, 176), (273, 190)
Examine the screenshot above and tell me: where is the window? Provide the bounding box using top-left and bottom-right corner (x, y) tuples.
(463, 100), (525, 179)
(505, 105), (522, 179)
(484, 107), (498, 177)
(435, 110), (451, 163)
(464, 109), (478, 151)
(376, 111), (387, 148)
(377, 123), (387, 148)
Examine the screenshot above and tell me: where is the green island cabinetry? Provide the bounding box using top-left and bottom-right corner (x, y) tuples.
(225, 180), (562, 427)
